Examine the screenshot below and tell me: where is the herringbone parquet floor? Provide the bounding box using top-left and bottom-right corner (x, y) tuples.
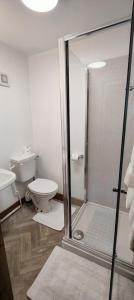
(2, 202), (64, 300)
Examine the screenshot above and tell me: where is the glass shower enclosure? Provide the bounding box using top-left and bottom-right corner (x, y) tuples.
(59, 4), (134, 299)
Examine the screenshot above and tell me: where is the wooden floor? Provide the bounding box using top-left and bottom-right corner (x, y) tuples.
(1, 202), (64, 300)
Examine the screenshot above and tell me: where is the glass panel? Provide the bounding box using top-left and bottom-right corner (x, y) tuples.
(111, 15), (134, 300)
(68, 21), (131, 299)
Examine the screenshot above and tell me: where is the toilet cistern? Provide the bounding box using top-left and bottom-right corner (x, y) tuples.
(10, 150), (58, 213)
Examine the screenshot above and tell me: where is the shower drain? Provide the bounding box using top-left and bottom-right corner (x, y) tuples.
(73, 230), (84, 240)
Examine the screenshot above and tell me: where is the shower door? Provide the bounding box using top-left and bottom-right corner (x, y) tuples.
(59, 19), (131, 245)
(110, 3), (134, 299)
(59, 4), (134, 299)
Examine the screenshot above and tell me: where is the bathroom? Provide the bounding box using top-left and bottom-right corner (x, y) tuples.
(0, 0), (134, 299)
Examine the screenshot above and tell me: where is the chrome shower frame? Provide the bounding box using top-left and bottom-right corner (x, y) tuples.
(59, 16), (131, 239)
(59, 15), (134, 296)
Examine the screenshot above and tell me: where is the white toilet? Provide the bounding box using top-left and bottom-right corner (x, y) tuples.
(10, 151), (58, 212)
(28, 178), (58, 212)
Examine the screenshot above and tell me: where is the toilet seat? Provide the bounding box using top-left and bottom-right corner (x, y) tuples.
(28, 178), (58, 196)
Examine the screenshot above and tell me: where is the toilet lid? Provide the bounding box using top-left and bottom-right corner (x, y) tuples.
(28, 178), (58, 195)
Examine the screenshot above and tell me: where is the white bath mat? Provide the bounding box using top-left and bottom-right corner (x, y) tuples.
(27, 246), (110, 300)
(32, 200), (76, 231)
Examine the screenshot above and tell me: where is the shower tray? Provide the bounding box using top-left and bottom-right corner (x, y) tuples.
(62, 202), (134, 280)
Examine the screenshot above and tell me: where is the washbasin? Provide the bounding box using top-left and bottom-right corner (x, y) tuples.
(0, 169), (16, 191)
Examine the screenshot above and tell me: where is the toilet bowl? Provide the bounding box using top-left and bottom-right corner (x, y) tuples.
(28, 178), (58, 213)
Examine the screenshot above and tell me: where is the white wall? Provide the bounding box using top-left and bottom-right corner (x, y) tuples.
(70, 53), (86, 200)
(29, 50), (86, 199)
(0, 42), (33, 168)
(0, 42), (33, 210)
(29, 49), (63, 193)
(88, 56), (129, 210)
(28, 51), (132, 208)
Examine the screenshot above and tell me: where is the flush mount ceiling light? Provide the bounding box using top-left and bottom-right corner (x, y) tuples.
(88, 61), (106, 69)
(21, 0), (59, 12)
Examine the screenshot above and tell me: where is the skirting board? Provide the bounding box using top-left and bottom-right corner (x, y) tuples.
(0, 194), (62, 222)
(0, 194), (83, 222)
(0, 198), (25, 222)
(56, 193), (83, 207)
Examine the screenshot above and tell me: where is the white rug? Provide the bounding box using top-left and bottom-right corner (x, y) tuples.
(33, 200), (76, 231)
(27, 246), (133, 300)
(27, 246), (109, 300)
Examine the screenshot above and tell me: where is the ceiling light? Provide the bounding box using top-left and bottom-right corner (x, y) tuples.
(21, 0), (59, 12)
(88, 61), (106, 69)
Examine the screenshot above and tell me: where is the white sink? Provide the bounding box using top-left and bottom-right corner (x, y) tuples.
(0, 169), (16, 191)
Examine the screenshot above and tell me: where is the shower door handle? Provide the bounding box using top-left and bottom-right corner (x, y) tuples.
(129, 85), (134, 91)
(112, 188), (127, 194)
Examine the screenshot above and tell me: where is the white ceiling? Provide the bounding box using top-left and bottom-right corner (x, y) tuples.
(70, 22), (131, 65)
(0, 0), (132, 55)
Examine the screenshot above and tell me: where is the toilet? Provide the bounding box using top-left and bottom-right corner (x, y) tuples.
(10, 151), (58, 212)
(28, 178), (58, 212)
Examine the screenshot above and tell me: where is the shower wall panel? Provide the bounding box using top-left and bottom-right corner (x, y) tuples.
(88, 55), (129, 210)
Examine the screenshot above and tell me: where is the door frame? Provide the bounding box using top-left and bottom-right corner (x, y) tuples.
(109, 1), (134, 299)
